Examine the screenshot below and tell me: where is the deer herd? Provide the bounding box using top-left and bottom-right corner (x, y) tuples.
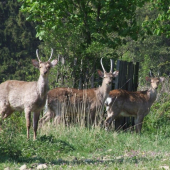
(0, 49), (165, 139)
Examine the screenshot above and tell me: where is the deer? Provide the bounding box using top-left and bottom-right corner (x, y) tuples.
(104, 76), (164, 133)
(0, 49), (58, 140)
(39, 58), (119, 126)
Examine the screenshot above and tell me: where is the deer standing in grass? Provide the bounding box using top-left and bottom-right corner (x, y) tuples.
(0, 49), (58, 139)
(39, 58), (119, 126)
(105, 76), (164, 133)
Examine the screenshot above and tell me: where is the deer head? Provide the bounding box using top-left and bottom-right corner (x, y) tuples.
(97, 58), (119, 88)
(32, 48), (58, 77)
(146, 76), (164, 90)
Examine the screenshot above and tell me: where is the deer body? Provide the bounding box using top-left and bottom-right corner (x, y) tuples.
(0, 49), (58, 139)
(39, 59), (119, 126)
(105, 77), (164, 133)
(1, 79), (47, 114)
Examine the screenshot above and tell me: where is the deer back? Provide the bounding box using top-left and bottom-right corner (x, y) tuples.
(48, 87), (97, 107)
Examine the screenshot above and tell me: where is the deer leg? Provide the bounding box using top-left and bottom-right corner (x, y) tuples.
(0, 104), (8, 117)
(33, 112), (40, 140)
(39, 110), (54, 127)
(0, 105), (13, 126)
(25, 108), (31, 139)
(3, 108), (14, 119)
(105, 110), (120, 130)
(54, 115), (61, 125)
(53, 105), (62, 125)
(135, 115), (144, 133)
(90, 109), (96, 125)
(105, 114), (114, 129)
(0, 110), (6, 126)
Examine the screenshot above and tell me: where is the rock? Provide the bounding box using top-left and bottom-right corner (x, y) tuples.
(37, 164), (47, 169)
(159, 165), (169, 170)
(19, 164), (27, 170)
(4, 167), (10, 170)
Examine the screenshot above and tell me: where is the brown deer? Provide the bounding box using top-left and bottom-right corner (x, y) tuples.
(39, 58), (119, 126)
(105, 76), (164, 133)
(0, 49), (58, 139)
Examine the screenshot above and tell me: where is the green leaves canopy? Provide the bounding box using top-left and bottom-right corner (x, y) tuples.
(143, 0), (170, 37)
(0, 1), (40, 82)
(20, 0), (146, 59)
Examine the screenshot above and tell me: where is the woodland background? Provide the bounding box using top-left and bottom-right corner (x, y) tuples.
(1, 0), (170, 88)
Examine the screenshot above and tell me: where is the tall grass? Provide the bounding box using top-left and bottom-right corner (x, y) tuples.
(40, 94), (106, 129)
(0, 79), (170, 169)
(1, 120), (170, 169)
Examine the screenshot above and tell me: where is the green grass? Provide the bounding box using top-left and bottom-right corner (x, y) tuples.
(1, 90), (170, 169)
(1, 116), (170, 170)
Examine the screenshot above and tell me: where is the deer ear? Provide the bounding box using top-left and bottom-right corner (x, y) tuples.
(159, 77), (165, 82)
(51, 59), (58, 67)
(145, 77), (151, 82)
(113, 70), (119, 77)
(32, 59), (39, 68)
(97, 69), (104, 78)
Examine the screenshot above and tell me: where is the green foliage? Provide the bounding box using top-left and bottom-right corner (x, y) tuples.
(143, 0), (170, 37)
(48, 58), (76, 88)
(20, 135), (75, 162)
(0, 1), (40, 82)
(143, 91), (170, 135)
(118, 3), (170, 77)
(19, 0), (147, 80)
(0, 115), (75, 163)
(0, 113), (25, 161)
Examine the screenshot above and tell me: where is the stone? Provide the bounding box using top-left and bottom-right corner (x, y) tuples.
(37, 164), (47, 169)
(4, 167), (10, 170)
(19, 164), (27, 170)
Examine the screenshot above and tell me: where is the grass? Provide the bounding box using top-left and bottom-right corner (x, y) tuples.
(1, 116), (170, 170)
(1, 85), (170, 169)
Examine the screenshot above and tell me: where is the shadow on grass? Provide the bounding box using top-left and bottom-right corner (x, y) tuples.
(0, 154), (161, 168)
(0, 134), (75, 164)
(49, 155), (161, 166)
(0, 133), (161, 167)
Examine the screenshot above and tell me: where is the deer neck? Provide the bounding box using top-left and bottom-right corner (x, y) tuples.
(97, 82), (112, 103)
(37, 75), (49, 98)
(147, 87), (157, 105)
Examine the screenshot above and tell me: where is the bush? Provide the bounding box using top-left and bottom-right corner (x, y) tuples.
(142, 92), (170, 134)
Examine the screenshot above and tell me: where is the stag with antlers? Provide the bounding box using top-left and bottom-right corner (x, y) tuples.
(39, 58), (119, 126)
(0, 49), (58, 139)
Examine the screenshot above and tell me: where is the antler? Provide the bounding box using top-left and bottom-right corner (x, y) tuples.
(100, 58), (106, 73)
(157, 70), (160, 77)
(110, 59), (113, 73)
(149, 69), (154, 77)
(36, 49), (41, 62)
(48, 48), (53, 61)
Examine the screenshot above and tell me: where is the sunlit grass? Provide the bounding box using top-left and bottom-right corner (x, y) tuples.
(1, 118), (170, 169)
(0, 82), (170, 169)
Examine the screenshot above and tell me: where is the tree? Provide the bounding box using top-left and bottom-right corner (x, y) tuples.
(143, 0), (170, 37)
(0, 1), (40, 82)
(119, 3), (170, 79)
(21, 0), (147, 56)
(20, 0), (148, 87)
